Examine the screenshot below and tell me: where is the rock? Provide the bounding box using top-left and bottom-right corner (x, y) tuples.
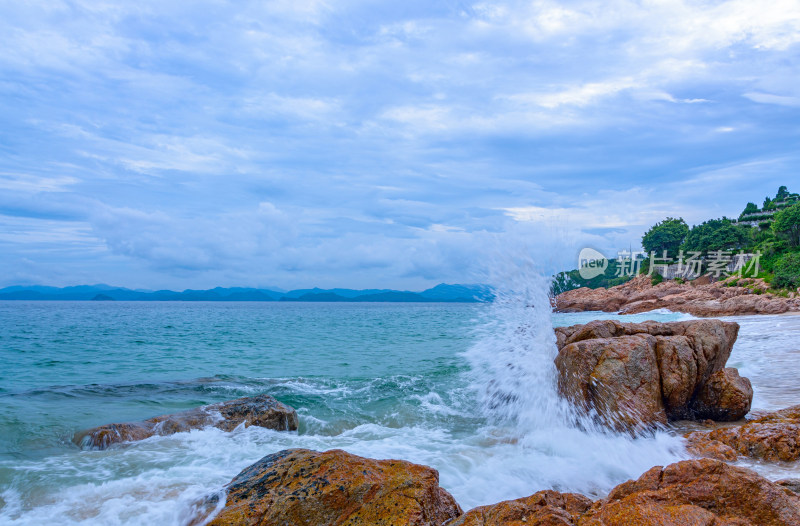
(448, 490), (592, 526)
(204, 448), (461, 526)
(555, 334), (666, 431)
(74, 395), (298, 449)
(580, 459), (800, 526)
(448, 459), (800, 525)
(554, 319), (749, 431)
(686, 404), (800, 462)
(690, 368), (753, 421)
(554, 274), (800, 317)
(777, 479), (800, 495)
(685, 430), (739, 461)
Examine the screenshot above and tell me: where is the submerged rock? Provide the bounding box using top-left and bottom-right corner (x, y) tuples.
(686, 404), (800, 462)
(204, 448), (461, 526)
(74, 394), (298, 449)
(554, 319), (749, 431)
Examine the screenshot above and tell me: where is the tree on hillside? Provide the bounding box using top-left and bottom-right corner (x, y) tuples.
(773, 202), (800, 247)
(681, 218), (752, 254)
(740, 202), (759, 217)
(641, 217), (688, 259)
(777, 185), (790, 201)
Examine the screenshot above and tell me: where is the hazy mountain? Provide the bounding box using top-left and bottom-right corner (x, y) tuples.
(0, 284), (492, 303)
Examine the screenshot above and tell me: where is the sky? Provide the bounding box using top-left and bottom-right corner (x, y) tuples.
(1, 0), (799, 290)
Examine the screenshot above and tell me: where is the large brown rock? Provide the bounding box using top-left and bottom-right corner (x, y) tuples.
(74, 394), (298, 449)
(554, 319), (749, 431)
(690, 368), (753, 421)
(554, 274), (800, 317)
(204, 448), (462, 526)
(555, 334), (666, 431)
(448, 490), (592, 526)
(580, 459), (800, 526)
(449, 459), (800, 525)
(686, 404), (800, 462)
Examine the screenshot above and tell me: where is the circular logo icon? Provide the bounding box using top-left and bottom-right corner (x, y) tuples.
(578, 248), (608, 280)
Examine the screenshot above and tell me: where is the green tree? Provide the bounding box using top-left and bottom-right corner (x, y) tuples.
(682, 218), (752, 254)
(772, 202), (800, 247)
(740, 202), (759, 218)
(773, 252), (800, 290)
(764, 197), (774, 210)
(641, 217), (688, 259)
(777, 185), (790, 201)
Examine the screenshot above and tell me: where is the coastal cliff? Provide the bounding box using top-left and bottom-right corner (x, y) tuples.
(555, 274), (800, 317)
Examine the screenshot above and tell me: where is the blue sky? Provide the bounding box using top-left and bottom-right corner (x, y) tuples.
(1, 0), (799, 290)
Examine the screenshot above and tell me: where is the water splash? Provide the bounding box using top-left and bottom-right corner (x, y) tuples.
(464, 259), (572, 431)
(462, 255), (688, 498)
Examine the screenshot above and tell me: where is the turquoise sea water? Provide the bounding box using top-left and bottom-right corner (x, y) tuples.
(0, 300), (797, 525)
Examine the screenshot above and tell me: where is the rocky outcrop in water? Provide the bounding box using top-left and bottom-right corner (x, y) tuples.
(201, 452), (800, 526)
(579, 459), (800, 526)
(687, 404), (800, 462)
(203, 448), (461, 526)
(555, 275), (800, 317)
(554, 319), (751, 432)
(451, 459), (800, 525)
(74, 394), (298, 449)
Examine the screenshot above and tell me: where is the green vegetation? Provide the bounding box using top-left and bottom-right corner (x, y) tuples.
(553, 186), (800, 295)
(738, 186), (800, 223)
(682, 218), (751, 253)
(642, 186), (800, 292)
(773, 253), (800, 290)
(773, 202), (800, 247)
(641, 217), (688, 259)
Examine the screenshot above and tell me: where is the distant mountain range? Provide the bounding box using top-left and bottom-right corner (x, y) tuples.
(0, 283), (494, 303)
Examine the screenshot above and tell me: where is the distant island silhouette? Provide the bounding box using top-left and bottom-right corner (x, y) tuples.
(0, 283), (493, 303)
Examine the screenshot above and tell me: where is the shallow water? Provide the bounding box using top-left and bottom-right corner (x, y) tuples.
(0, 301), (797, 525)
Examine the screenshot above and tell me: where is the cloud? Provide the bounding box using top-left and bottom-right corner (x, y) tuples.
(0, 0), (799, 288)
(743, 92), (800, 107)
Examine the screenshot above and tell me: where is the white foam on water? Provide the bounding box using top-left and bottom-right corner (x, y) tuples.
(459, 257), (687, 502)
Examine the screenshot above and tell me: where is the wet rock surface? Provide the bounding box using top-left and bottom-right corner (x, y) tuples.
(580, 459), (800, 526)
(74, 394), (298, 449)
(554, 319), (749, 431)
(204, 448), (461, 526)
(448, 490), (592, 526)
(686, 404), (800, 462)
(403, 459), (800, 526)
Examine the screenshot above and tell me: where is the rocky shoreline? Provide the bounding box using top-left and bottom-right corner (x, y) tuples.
(555, 274), (800, 317)
(77, 319), (799, 525)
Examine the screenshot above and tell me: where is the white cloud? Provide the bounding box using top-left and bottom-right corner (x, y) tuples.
(744, 91), (800, 107)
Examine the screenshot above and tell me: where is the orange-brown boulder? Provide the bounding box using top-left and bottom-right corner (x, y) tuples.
(685, 430), (739, 461)
(205, 449), (462, 526)
(448, 459), (800, 525)
(690, 368), (753, 421)
(448, 490), (592, 526)
(74, 394), (298, 449)
(580, 459), (800, 526)
(554, 319), (748, 431)
(686, 404), (800, 462)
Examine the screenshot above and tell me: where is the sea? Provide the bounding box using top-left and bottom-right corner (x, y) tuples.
(1, 283), (799, 524)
